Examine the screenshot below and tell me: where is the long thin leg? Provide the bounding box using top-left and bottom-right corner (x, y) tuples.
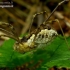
(29, 11), (47, 33)
(0, 22), (20, 42)
(52, 19), (70, 49)
(43, 0), (69, 24)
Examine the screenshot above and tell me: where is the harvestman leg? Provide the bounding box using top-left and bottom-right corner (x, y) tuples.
(29, 11), (47, 33)
(52, 19), (70, 49)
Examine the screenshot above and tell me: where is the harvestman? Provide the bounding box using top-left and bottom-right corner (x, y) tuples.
(0, 0), (69, 53)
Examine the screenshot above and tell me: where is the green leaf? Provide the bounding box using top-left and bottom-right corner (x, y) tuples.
(40, 37), (70, 70)
(0, 36), (70, 70)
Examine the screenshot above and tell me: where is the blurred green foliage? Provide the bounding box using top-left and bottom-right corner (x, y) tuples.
(0, 36), (70, 70)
